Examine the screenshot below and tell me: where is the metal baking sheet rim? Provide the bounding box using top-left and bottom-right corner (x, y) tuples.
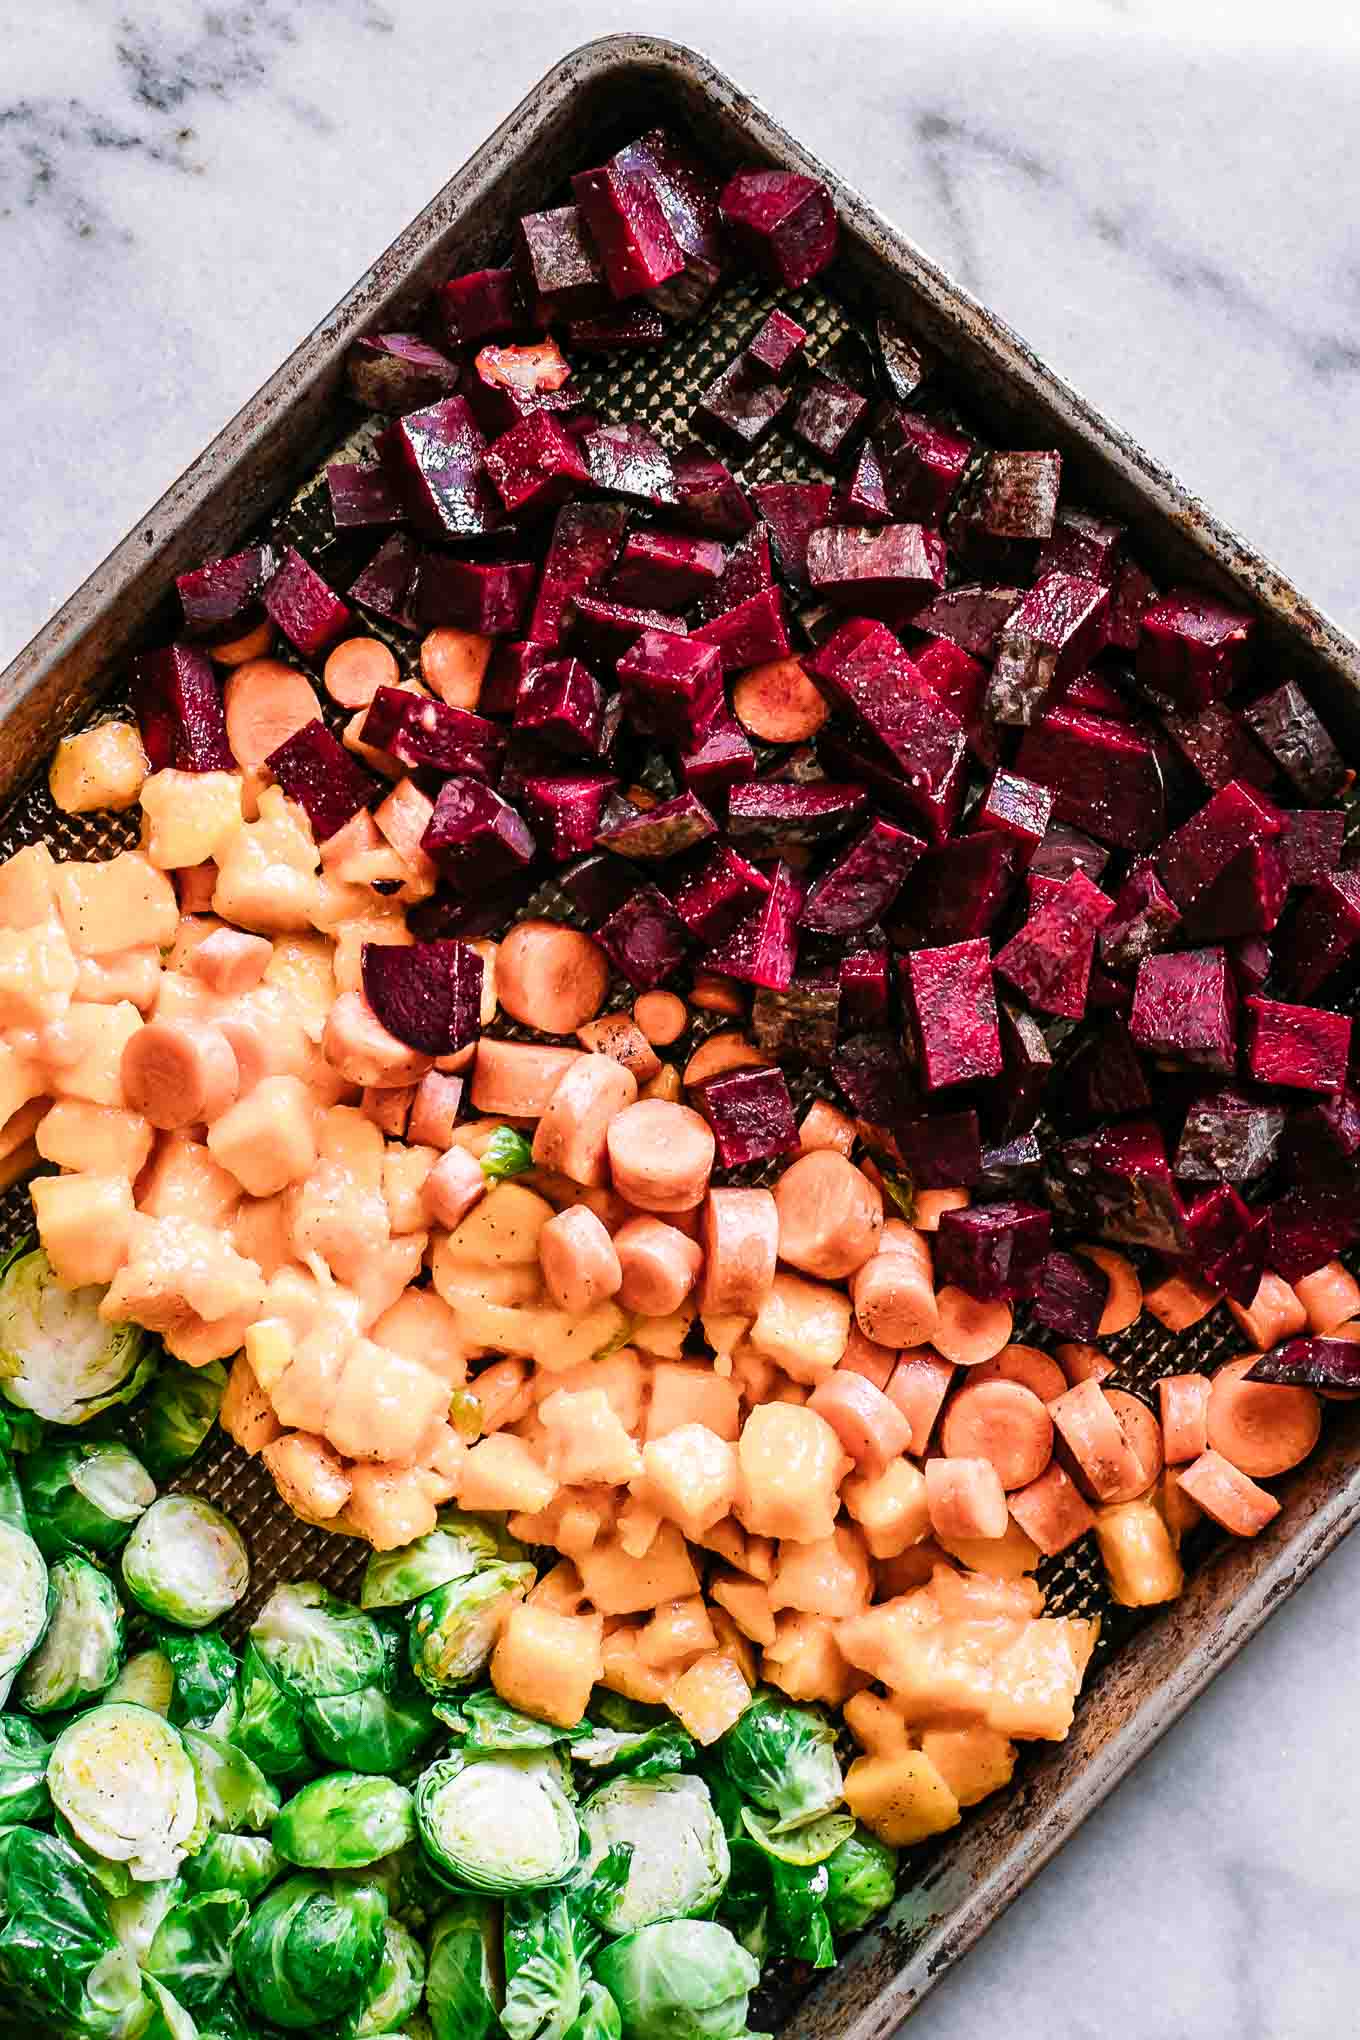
(3, 34), (1359, 2038)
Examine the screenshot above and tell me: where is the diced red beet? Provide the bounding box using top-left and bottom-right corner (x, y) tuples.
(528, 501), (629, 648)
(1159, 700), (1276, 794)
(669, 448), (756, 537)
(934, 1201), (1051, 1301)
(349, 534), (421, 629)
(1175, 1088), (1285, 1183)
(1182, 1184), (1262, 1304)
(752, 483), (835, 588)
(130, 643), (233, 773)
(875, 407), (971, 525)
(1248, 1339), (1360, 1391)
(994, 1000), (1053, 1139)
(911, 582), (1022, 659)
(1057, 669), (1136, 720)
(1036, 508), (1125, 583)
(905, 832), (1018, 944)
(874, 314), (935, 402)
(707, 862), (805, 992)
(521, 773), (618, 862)
(1156, 778), (1283, 912)
(746, 310), (808, 381)
(978, 1132), (1043, 1195)
(809, 619), (967, 842)
(1014, 705), (1165, 854)
(1267, 1182), (1360, 1282)
(691, 587), (791, 671)
(718, 170), (839, 288)
(974, 771), (1054, 864)
(597, 884), (690, 987)
(1281, 810), (1346, 887)
(567, 305), (669, 352)
(801, 817), (924, 935)
(346, 333), (459, 413)
(572, 159), (684, 299)
(361, 939), (483, 1055)
(583, 421), (676, 505)
(893, 1111), (983, 1189)
(806, 524), (947, 618)
(615, 630), (723, 749)
(986, 575), (1110, 726)
(791, 372), (869, 462)
(483, 414), (590, 517)
(1228, 934), (1274, 996)
(968, 451), (1062, 539)
(611, 128), (726, 319)
(1182, 835), (1290, 942)
(436, 267), (520, 346)
(326, 461), (403, 530)
(609, 531), (726, 609)
(835, 442), (891, 527)
(912, 636), (994, 767)
(368, 691), (505, 782)
(839, 944), (893, 1030)
(700, 528), (773, 619)
(597, 791), (716, 861)
(1099, 862), (1182, 973)
(422, 776), (537, 889)
(1029, 821), (1111, 888)
(1283, 1086), (1360, 1187)
(1137, 587), (1254, 711)
(415, 557), (536, 637)
(671, 843), (771, 943)
(262, 547), (353, 660)
(516, 206), (608, 318)
(902, 939), (1002, 1092)
(1032, 1248), (1110, 1341)
(176, 545), (278, 639)
(1057, 1019), (1153, 1132)
(267, 719), (379, 841)
(513, 658), (605, 759)
(1243, 995), (1351, 1094)
(556, 852), (635, 925)
(389, 396), (501, 541)
(1242, 680), (1347, 802)
(1102, 557), (1158, 652)
(692, 1062), (799, 1168)
(679, 712), (757, 810)
(696, 355), (791, 449)
(1056, 1117), (1187, 1253)
(995, 868), (1113, 1020)
(569, 597), (682, 671)
(1129, 947), (1237, 1073)
(727, 780), (868, 854)
(1280, 871), (1360, 1000)
(752, 976), (841, 1065)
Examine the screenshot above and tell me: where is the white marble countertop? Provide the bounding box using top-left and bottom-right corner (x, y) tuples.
(5, 3), (1360, 2033)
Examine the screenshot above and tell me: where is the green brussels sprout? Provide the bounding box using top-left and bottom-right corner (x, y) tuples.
(480, 1125), (535, 1179)
(145, 1887), (250, 2011)
(131, 1357), (227, 1482)
(0, 1824), (140, 2035)
(566, 1980), (623, 2040)
(195, 1984), (256, 2040)
(49, 1702), (201, 1883)
(407, 1563), (535, 1697)
(0, 1711), (51, 1822)
(303, 1626), (438, 1777)
(233, 1872), (388, 2031)
(252, 1582), (388, 1701)
(440, 1686), (589, 1753)
(717, 1688), (843, 1833)
(821, 1824), (897, 1936)
(737, 1804), (854, 1866)
(348, 1917), (426, 2036)
(122, 1495), (249, 1629)
(137, 1974), (202, 2040)
(593, 1920), (760, 2040)
(157, 1625), (239, 1730)
(182, 1832), (282, 1904)
(18, 1438), (156, 1559)
(16, 1550), (124, 1713)
(0, 1244), (156, 1426)
(0, 1519), (51, 1690)
(274, 1773), (417, 1870)
(573, 1716), (697, 1784)
(107, 1875), (183, 1963)
(502, 1885), (586, 2040)
(415, 1750), (581, 1894)
(582, 1774), (729, 1935)
(182, 1725), (281, 1834)
(767, 1855), (833, 1968)
(107, 1648), (176, 1716)
(361, 1511), (520, 1612)
(236, 1639), (312, 1781)
(425, 1897), (502, 2040)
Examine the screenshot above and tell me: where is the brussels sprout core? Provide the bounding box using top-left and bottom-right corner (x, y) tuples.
(122, 1495), (250, 1629)
(416, 1752), (581, 1894)
(583, 1774), (730, 1935)
(49, 1703), (201, 1882)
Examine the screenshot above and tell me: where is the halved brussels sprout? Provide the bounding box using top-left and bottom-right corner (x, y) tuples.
(592, 1919), (760, 2040)
(182, 1725), (281, 1834)
(822, 1825), (898, 1936)
(182, 1832), (282, 1904)
(236, 1639), (311, 1781)
(717, 1688), (843, 1834)
(361, 1512), (519, 1612)
(233, 1873), (388, 2031)
(415, 1751), (581, 1894)
(583, 1774), (730, 1935)
(0, 1710), (51, 1822)
(16, 1550), (124, 1713)
(0, 1244), (156, 1425)
(132, 1357), (227, 1482)
(122, 1495), (250, 1629)
(407, 1563), (535, 1697)
(274, 1773), (416, 1870)
(49, 1703), (201, 1882)
(425, 1897), (502, 2040)
(19, 1438), (156, 1558)
(251, 1583), (388, 1701)
(351, 1918), (426, 2036)
(108, 1647), (176, 1715)
(0, 1519), (50, 1687)
(146, 1888), (251, 2011)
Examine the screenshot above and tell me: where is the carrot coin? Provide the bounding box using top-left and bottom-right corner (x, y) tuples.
(1206, 1354), (1321, 1480)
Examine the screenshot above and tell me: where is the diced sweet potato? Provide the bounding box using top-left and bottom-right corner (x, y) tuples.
(492, 1602), (603, 1729)
(843, 1750), (960, 1846)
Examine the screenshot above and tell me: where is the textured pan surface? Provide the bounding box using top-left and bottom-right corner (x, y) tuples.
(2, 35), (1358, 2039)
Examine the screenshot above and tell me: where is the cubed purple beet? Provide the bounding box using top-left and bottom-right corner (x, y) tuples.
(1281, 810), (1346, 887)
(389, 396), (501, 542)
(1267, 1182), (1360, 1283)
(1031, 1249), (1110, 1340)
(572, 159), (684, 299)
(752, 483), (835, 589)
(974, 771), (1054, 864)
(893, 1110), (983, 1189)
(836, 442), (891, 527)
(1159, 700), (1276, 794)
(1182, 835), (1290, 942)
(752, 976), (842, 1064)
(911, 583), (1023, 660)
(1029, 820), (1111, 888)
(707, 862), (805, 991)
(994, 869), (1114, 1019)
(528, 501), (629, 648)
(1248, 1339), (1360, 1390)
(874, 315), (935, 402)
(1280, 871), (1360, 1000)
(384, 692), (507, 782)
(671, 843), (771, 943)
(839, 944), (893, 1030)
(516, 206), (608, 318)
(1174, 1088), (1285, 1182)
(616, 630), (724, 748)
(583, 421), (676, 505)
(691, 587), (791, 671)
(727, 780), (868, 854)
(1100, 862), (1182, 974)
(1157, 778), (1283, 912)
(415, 557), (536, 637)
(263, 548), (353, 660)
(597, 884), (690, 987)
(913, 636), (994, 766)
(1129, 947), (1237, 1072)
(902, 939), (1002, 1092)
(436, 267), (520, 346)
(791, 372), (869, 463)
(326, 461), (404, 530)
(1243, 995), (1351, 1094)
(483, 413), (590, 517)
(679, 712), (757, 810)
(1015, 705), (1165, 853)
(978, 1133), (1043, 1194)
(422, 775), (537, 889)
(349, 534), (421, 629)
(806, 524), (947, 618)
(1037, 508), (1125, 583)
(556, 852), (635, 925)
(719, 170), (839, 288)
(696, 354), (791, 449)
(1056, 1118), (1187, 1253)
(568, 305), (669, 352)
(362, 939), (483, 1055)
(693, 1062), (799, 1168)
(1183, 1185), (1262, 1304)
(1137, 587), (1254, 711)
(521, 774), (618, 862)
(935, 1201), (1051, 1301)
(569, 597), (682, 671)
(346, 333), (459, 413)
(829, 1028), (908, 1131)
(176, 545), (278, 639)
(1102, 558), (1158, 652)
(1058, 669), (1136, 720)
(130, 643), (233, 773)
(1057, 1019), (1153, 1132)
(967, 451), (1061, 540)
(994, 1000), (1053, 1139)
(609, 531), (726, 609)
(611, 128), (725, 319)
(267, 719), (379, 841)
(801, 817), (924, 935)
(809, 620), (967, 842)
(1242, 680), (1345, 802)
(513, 658), (604, 759)
(597, 790), (716, 861)
(986, 574), (1110, 725)
(1284, 1087), (1360, 1187)
(747, 309), (808, 381)
(1228, 934), (1274, 996)
(875, 407), (971, 525)
(669, 448), (756, 537)
(906, 832), (1018, 944)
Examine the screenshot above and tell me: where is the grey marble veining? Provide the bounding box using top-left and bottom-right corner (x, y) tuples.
(4, 4), (1360, 2034)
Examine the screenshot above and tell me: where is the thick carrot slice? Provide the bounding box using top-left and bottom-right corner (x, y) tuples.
(838, 1325), (896, 1392)
(1176, 1449), (1280, 1536)
(539, 1205), (623, 1314)
(223, 658), (320, 770)
(1079, 1245), (1142, 1335)
(497, 921), (610, 1035)
(689, 972), (746, 1015)
(683, 1030), (766, 1087)
(797, 1097), (856, 1157)
(731, 657), (830, 743)
(208, 616), (273, 667)
(1143, 1268), (1220, 1331)
(1008, 1460), (1095, 1557)
(1293, 1260), (1360, 1336)
(939, 1379), (1053, 1490)
(633, 990), (688, 1046)
(1055, 1341), (1114, 1388)
(1048, 1376), (1147, 1504)
(576, 1013), (662, 1083)
(420, 628), (494, 708)
(1157, 1373), (1211, 1464)
(912, 1187), (970, 1232)
(1206, 1354), (1321, 1479)
(885, 1352), (955, 1455)
(808, 1371), (912, 1476)
(1103, 1389), (1163, 1499)
(700, 1186), (779, 1317)
(1227, 1271), (1308, 1351)
(323, 635), (399, 709)
(608, 1100), (715, 1214)
(852, 1231), (939, 1350)
(970, 1343), (1067, 1404)
(930, 1285), (1012, 1366)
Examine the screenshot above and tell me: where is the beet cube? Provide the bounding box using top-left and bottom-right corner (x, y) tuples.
(1182, 834), (1290, 942)
(366, 690), (505, 782)
(1243, 995), (1351, 1094)
(874, 315), (935, 402)
(1032, 1249), (1110, 1341)
(1060, 1118), (1186, 1254)
(692, 1063), (798, 1169)
(968, 451), (1061, 540)
(696, 355), (791, 449)
(609, 531), (726, 609)
(1015, 705), (1165, 853)
(1228, 934), (1273, 997)
(1028, 825), (1107, 892)
(752, 483), (835, 588)
(1157, 778), (1283, 912)
(572, 160), (684, 299)
(130, 643), (233, 774)
(719, 170), (839, 288)
(483, 413), (590, 517)
(597, 885), (690, 987)
(670, 449), (756, 537)
(1175, 1088), (1285, 1182)
(616, 630), (724, 749)
(1159, 700), (1275, 794)
(671, 843), (771, 943)
(415, 557), (536, 637)
(903, 939), (1002, 1092)
(806, 524), (947, 617)
(875, 407), (971, 525)
(1267, 1182), (1360, 1283)
(1036, 508), (1124, 583)
(361, 939), (482, 1056)
(836, 442), (891, 527)
(809, 620), (967, 842)
(935, 1201), (1051, 1301)
(267, 719), (379, 842)
(691, 587), (791, 671)
(1100, 863), (1182, 974)
(913, 636), (994, 766)
(611, 128), (726, 319)
(262, 548), (353, 661)
(422, 776), (537, 889)
(986, 575), (1110, 726)
(1129, 947), (1237, 1072)
(349, 534), (421, 629)
(975, 771), (1054, 864)
(801, 817), (924, 935)
(522, 774), (617, 862)
(1102, 558), (1158, 652)
(1057, 669), (1136, 721)
(1137, 587), (1254, 711)
(907, 833), (1018, 944)
(1242, 680), (1345, 802)
(895, 1111), (983, 1189)
(1284, 1086), (1360, 1188)
(747, 310), (808, 381)
(727, 780), (867, 855)
(436, 267), (519, 346)
(513, 658), (604, 759)
(839, 944), (893, 1030)
(326, 461), (403, 531)
(679, 713), (757, 810)
(568, 305), (669, 352)
(177, 545), (278, 639)
(1057, 1019), (1153, 1132)
(1248, 1339), (1360, 1391)
(791, 372), (869, 462)
(528, 501), (629, 648)
(1184, 1185), (1263, 1303)
(597, 791), (716, 861)
(911, 582), (1023, 660)
(583, 421), (676, 506)
(516, 206), (608, 317)
(752, 977), (842, 1065)
(1282, 810), (1345, 887)
(346, 333), (459, 413)
(702, 527), (774, 616)
(557, 852), (635, 926)
(995, 869), (1113, 1019)
(389, 396), (500, 542)
(994, 1000), (1054, 1139)
(707, 862), (805, 992)
(1281, 871), (1360, 1000)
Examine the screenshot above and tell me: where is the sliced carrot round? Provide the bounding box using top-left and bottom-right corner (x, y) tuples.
(689, 971), (746, 1016)
(324, 634), (400, 709)
(1206, 1354), (1322, 1479)
(1156, 1373), (1211, 1465)
(683, 1030), (766, 1088)
(930, 1286), (1012, 1366)
(1102, 1389), (1163, 1500)
(912, 1187), (970, 1233)
(496, 921), (609, 1035)
(207, 616), (273, 667)
(939, 1378), (1053, 1490)
(1055, 1341), (1114, 1388)
(884, 1351), (955, 1456)
(1176, 1450), (1280, 1536)
(633, 990), (688, 1046)
(731, 658), (830, 744)
(969, 1343), (1067, 1404)
(420, 627), (493, 709)
(1079, 1245), (1142, 1335)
